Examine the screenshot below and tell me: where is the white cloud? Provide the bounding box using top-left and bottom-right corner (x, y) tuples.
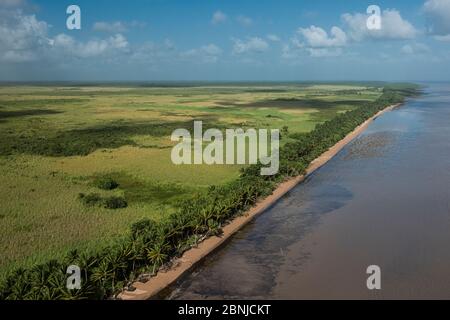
(423, 0), (450, 39)
(108, 34), (129, 49)
(93, 21), (147, 33)
(401, 43), (430, 55)
(283, 8), (416, 60)
(232, 37), (269, 54)
(211, 11), (227, 25)
(0, 5), (132, 63)
(281, 37), (304, 60)
(342, 9), (417, 41)
(236, 15), (253, 27)
(434, 34), (450, 41)
(282, 42), (344, 59)
(52, 33), (129, 58)
(129, 21), (147, 28)
(129, 40), (176, 65)
(284, 25), (346, 58)
(401, 45), (414, 55)
(0, 6), (222, 69)
(0, 0), (26, 8)
(267, 34), (281, 42)
(93, 21), (127, 33)
(2, 49), (36, 62)
(181, 44), (222, 63)
(307, 48), (343, 57)
(163, 39), (175, 50)
(0, 9), (51, 62)
(298, 25), (347, 47)
(130, 41), (222, 67)
(200, 44), (222, 56)
(281, 44), (296, 60)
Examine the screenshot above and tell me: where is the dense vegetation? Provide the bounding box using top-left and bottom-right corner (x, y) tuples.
(0, 119), (218, 157)
(0, 85), (418, 300)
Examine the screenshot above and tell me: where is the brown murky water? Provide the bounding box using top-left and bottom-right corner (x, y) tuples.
(167, 83), (450, 299)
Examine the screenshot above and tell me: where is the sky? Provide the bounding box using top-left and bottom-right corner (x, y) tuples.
(1, 0), (450, 81)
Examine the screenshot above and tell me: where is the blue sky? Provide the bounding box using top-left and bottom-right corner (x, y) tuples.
(1, 0), (450, 81)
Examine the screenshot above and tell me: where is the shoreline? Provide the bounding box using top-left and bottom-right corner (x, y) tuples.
(119, 103), (401, 300)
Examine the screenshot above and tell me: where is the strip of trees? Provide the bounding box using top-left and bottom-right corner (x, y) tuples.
(0, 85), (418, 300)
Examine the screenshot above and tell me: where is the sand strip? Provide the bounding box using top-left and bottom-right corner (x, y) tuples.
(119, 103), (400, 300)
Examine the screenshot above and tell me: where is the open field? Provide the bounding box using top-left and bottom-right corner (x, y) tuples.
(0, 83), (384, 277)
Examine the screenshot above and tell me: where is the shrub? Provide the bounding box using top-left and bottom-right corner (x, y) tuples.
(93, 176), (119, 190)
(79, 193), (127, 209)
(79, 193), (102, 207)
(103, 196), (128, 209)
(281, 126), (289, 138)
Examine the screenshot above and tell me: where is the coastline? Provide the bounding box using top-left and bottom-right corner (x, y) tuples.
(119, 103), (401, 300)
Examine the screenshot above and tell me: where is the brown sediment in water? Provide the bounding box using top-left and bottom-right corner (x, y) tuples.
(119, 103), (401, 300)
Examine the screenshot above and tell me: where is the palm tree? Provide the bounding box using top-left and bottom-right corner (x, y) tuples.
(92, 260), (114, 297)
(146, 242), (169, 274)
(105, 251), (128, 294)
(77, 253), (99, 284)
(4, 268), (31, 300)
(196, 207), (214, 233)
(28, 260), (61, 299)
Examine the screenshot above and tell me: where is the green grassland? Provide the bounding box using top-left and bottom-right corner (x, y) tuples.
(0, 83), (383, 277)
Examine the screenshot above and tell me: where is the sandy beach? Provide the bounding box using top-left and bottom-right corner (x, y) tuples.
(119, 103), (401, 300)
